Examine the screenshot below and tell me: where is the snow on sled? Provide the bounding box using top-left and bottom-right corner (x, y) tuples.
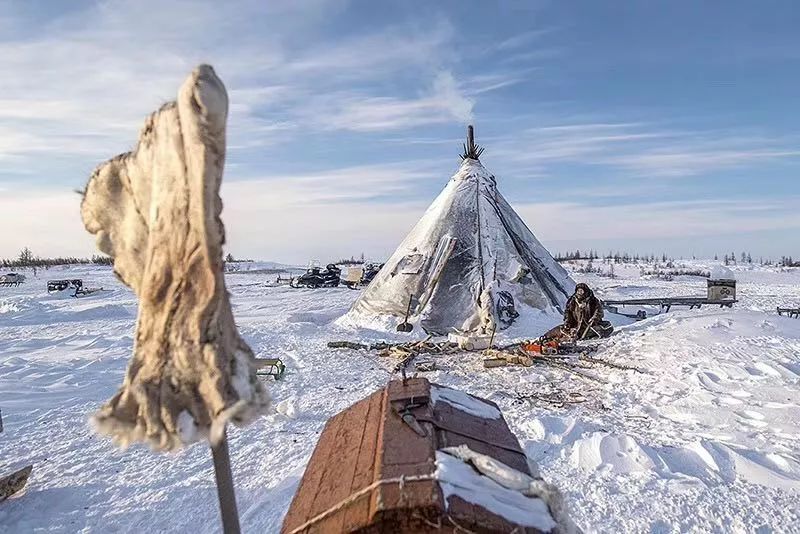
(0, 273), (25, 287)
(282, 377), (575, 533)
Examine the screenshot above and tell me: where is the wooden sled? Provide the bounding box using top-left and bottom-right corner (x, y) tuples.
(0, 465), (32, 502)
(282, 378), (570, 533)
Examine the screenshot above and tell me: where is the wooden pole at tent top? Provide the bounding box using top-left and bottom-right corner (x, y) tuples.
(461, 124), (484, 160)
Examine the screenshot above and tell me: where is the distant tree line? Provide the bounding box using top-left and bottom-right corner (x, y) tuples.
(1, 247), (112, 270)
(555, 250), (673, 264)
(721, 251), (798, 267)
(336, 253), (367, 266)
(556, 249), (798, 267)
(224, 253), (254, 263)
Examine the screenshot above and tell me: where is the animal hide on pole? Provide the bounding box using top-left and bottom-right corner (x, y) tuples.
(81, 64), (268, 534)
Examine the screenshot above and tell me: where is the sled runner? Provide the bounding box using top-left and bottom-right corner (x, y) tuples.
(777, 307), (800, 319)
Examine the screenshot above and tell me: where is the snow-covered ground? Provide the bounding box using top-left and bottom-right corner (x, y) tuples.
(1, 262), (799, 532)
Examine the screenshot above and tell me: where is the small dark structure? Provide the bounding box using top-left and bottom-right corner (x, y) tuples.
(282, 378), (569, 533)
(777, 307), (800, 319)
(707, 278), (736, 301)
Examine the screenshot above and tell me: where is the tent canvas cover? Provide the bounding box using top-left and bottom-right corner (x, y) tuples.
(340, 127), (575, 335)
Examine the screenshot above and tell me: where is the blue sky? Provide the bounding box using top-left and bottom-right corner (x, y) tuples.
(1, 0), (798, 263)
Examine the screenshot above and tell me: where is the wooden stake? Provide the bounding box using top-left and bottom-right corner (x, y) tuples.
(211, 430), (241, 534)
(488, 323), (497, 350)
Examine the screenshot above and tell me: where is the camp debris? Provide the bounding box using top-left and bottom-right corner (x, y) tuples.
(327, 340), (392, 351)
(519, 339), (598, 357)
(253, 358), (286, 380)
(281, 378), (577, 533)
(483, 349), (535, 368)
(327, 336), (635, 380)
(0, 464), (32, 502)
(448, 331), (492, 351)
(483, 339), (598, 368)
(414, 358), (437, 372)
(340, 125), (575, 336)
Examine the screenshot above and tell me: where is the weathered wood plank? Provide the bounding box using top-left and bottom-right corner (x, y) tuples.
(307, 393), (372, 533)
(341, 390), (384, 531)
(282, 401), (361, 532)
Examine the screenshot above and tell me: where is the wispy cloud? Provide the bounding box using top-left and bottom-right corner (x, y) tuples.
(495, 28), (558, 52)
(0, 0), (464, 172)
(606, 147), (800, 177)
(224, 161), (441, 208)
(487, 122), (800, 178)
(298, 72), (474, 132)
(515, 197), (800, 243)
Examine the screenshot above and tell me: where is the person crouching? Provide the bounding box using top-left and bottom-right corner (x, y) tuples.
(545, 283), (613, 341)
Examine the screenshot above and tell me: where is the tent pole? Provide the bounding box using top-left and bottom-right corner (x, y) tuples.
(211, 429), (242, 534)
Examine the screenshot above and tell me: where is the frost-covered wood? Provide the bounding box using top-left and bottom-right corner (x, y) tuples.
(81, 65), (269, 451)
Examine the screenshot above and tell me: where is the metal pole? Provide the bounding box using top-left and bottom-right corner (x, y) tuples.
(467, 125), (474, 153)
(211, 429), (241, 534)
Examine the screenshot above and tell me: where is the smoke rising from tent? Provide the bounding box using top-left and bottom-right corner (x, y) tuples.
(433, 71), (474, 124)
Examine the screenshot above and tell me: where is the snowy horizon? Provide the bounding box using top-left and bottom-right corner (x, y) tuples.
(1, 0), (799, 263)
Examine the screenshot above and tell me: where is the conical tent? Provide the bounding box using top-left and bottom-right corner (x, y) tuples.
(341, 127), (575, 335)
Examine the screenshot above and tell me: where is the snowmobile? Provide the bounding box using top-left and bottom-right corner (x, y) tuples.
(290, 264), (341, 289)
(47, 279), (103, 298)
(361, 262), (383, 285)
(47, 279), (83, 293)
